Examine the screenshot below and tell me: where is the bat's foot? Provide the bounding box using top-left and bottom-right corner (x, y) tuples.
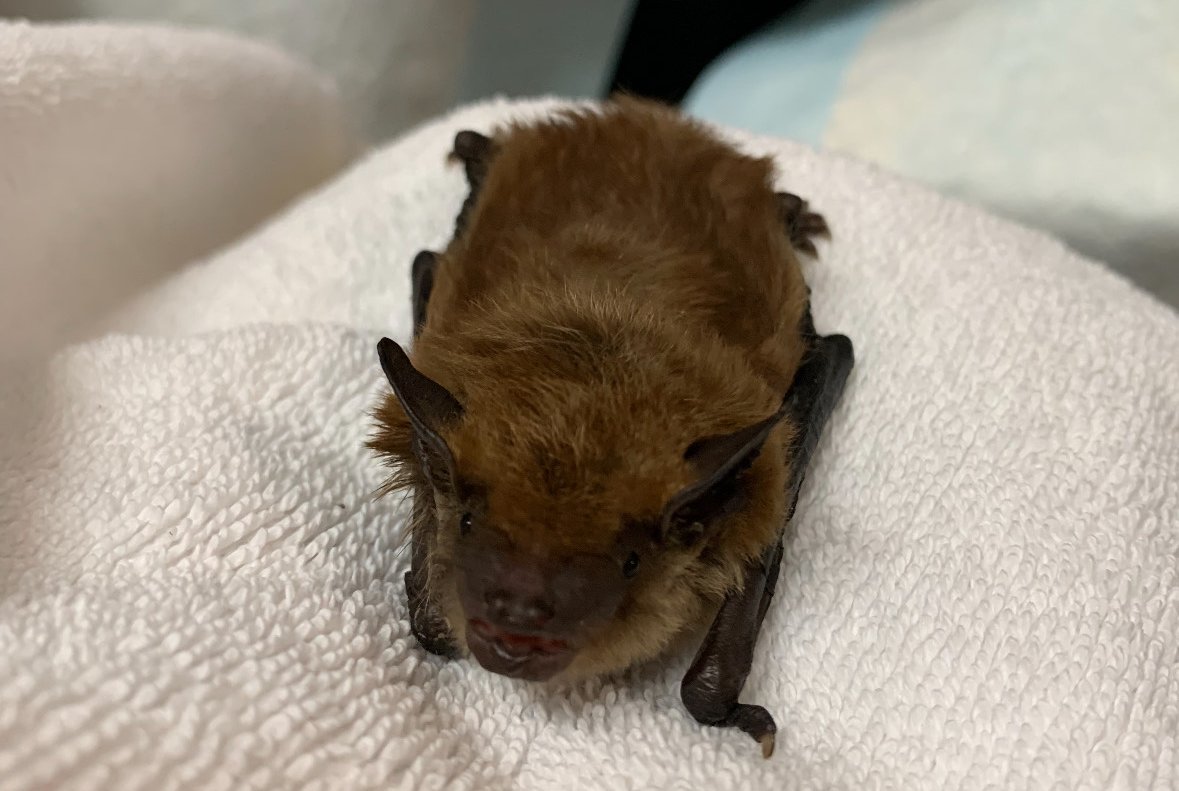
(448, 130), (494, 237)
(682, 688), (779, 759)
(412, 249), (437, 281)
(405, 571), (459, 659)
(723, 703), (778, 759)
(776, 191), (830, 257)
(411, 250), (438, 336)
(449, 129), (493, 187)
(452, 130), (491, 165)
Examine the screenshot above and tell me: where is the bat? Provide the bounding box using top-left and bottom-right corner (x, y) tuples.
(368, 96), (853, 757)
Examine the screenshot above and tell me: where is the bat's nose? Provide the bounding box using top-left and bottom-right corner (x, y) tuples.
(483, 587), (555, 631)
(456, 539), (627, 649)
(461, 546), (566, 635)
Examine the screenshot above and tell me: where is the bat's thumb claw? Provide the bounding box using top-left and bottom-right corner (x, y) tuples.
(760, 733), (776, 759)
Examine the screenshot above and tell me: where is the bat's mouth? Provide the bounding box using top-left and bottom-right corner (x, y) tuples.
(465, 618), (575, 681)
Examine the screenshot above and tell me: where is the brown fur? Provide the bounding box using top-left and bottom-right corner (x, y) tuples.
(368, 96), (814, 680)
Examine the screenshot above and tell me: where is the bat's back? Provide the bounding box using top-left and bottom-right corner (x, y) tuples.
(427, 98), (809, 393)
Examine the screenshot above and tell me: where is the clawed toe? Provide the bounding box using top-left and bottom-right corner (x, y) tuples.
(776, 191), (829, 257)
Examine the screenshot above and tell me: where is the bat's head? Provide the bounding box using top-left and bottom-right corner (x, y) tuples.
(371, 324), (792, 682)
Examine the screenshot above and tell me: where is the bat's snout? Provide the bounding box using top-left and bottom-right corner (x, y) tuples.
(456, 544), (625, 681)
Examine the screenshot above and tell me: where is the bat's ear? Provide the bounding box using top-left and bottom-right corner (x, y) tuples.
(661, 401), (789, 545)
(377, 337), (463, 490)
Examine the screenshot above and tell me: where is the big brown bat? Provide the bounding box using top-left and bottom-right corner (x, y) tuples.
(368, 96), (853, 757)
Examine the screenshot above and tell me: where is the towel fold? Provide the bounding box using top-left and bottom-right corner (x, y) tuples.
(0, 19), (358, 364)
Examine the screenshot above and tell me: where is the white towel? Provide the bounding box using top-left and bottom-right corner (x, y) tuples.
(1, 96), (1176, 790)
(0, 19), (357, 364)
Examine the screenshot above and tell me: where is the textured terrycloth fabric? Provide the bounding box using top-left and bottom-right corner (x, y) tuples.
(1, 97), (1177, 790)
(0, 19), (358, 364)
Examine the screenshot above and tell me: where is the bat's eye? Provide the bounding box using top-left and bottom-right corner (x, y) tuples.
(459, 513), (473, 536)
(623, 552), (640, 579)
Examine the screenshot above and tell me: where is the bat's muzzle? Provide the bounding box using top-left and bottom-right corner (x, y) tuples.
(455, 542), (626, 681)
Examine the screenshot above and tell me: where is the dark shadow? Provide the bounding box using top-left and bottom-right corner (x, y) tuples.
(608, 0), (880, 105)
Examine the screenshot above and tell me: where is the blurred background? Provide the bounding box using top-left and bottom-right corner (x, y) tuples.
(2, 0), (1176, 362)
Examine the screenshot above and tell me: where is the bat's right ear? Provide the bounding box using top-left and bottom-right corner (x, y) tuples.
(377, 337), (463, 489)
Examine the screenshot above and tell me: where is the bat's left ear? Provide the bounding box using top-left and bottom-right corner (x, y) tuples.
(661, 401), (789, 544)
(377, 337), (463, 490)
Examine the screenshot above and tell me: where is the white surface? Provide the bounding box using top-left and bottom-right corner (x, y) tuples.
(0, 19), (357, 364)
(0, 0), (477, 142)
(2, 97), (1177, 790)
(688, 0), (1179, 309)
(824, 0), (1179, 308)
